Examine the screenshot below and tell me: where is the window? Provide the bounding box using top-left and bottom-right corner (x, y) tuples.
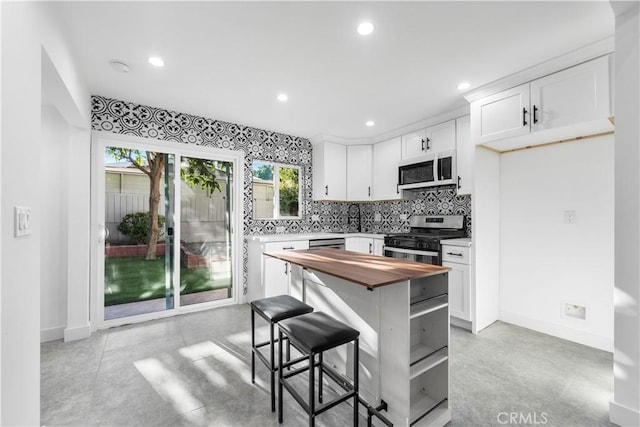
(252, 161), (301, 219)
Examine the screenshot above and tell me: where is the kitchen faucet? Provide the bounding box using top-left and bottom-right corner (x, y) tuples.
(347, 203), (361, 233)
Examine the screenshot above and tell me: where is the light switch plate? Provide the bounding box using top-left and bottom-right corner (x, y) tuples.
(14, 206), (32, 237)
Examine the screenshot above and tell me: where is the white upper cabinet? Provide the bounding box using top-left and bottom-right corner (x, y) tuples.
(530, 56), (610, 131)
(401, 128), (427, 159)
(472, 83), (531, 144)
(372, 136), (402, 200)
(401, 120), (456, 160)
(312, 141), (347, 200)
(470, 55), (612, 151)
(426, 120), (456, 152)
(455, 115), (473, 196)
(347, 145), (372, 201)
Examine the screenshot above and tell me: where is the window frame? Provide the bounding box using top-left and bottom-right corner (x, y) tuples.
(251, 161), (302, 220)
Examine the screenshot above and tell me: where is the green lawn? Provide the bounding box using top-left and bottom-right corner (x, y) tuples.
(104, 257), (231, 306)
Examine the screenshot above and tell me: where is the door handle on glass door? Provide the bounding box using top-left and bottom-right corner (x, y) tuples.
(98, 225), (109, 243)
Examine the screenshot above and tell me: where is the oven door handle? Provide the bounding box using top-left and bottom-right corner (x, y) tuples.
(384, 247), (439, 257)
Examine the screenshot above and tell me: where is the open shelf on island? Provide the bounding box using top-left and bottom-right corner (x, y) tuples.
(410, 361), (448, 425)
(409, 294), (448, 319)
(410, 346), (448, 379)
(410, 397), (449, 427)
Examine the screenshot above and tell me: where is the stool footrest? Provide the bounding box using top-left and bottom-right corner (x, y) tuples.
(319, 363), (355, 392)
(254, 336), (288, 350)
(281, 353), (309, 371)
(281, 363), (311, 380)
(314, 390), (357, 417)
(281, 371), (357, 418)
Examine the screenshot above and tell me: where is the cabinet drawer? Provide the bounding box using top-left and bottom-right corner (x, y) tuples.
(441, 246), (470, 264)
(264, 240), (309, 252)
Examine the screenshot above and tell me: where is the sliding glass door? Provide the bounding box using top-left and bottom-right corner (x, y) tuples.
(103, 148), (176, 320)
(178, 156), (233, 306)
(93, 134), (241, 327)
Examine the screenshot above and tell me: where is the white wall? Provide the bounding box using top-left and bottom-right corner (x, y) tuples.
(40, 106), (70, 341)
(499, 136), (614, 351)
(2, 4), (43, 424)
(1, 2), (88, 424)
(610, 1), (640, 425)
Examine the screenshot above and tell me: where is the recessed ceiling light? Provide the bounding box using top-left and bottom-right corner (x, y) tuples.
(109, 60), (130, 73)
(148, 56), (165, 67)
(357, 22), (374, 36)
(366, 120), (375, 127)
(277, 93), (288, 102)
(457, 81), (471, 91)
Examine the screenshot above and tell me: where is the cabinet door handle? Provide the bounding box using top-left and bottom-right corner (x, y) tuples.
(522, 107), (528, 126)
(369, 243), (373, 254)
(368, 186), (371, 197)
(446, 252), (463, 257)
(533, 105), (538, 124)
(282, 246), (294, 250)
(284, 263), (288, 275)
(396, 183), (400, 194)
(457, 176), (461, 190)
(426, 137), (431, 150)
(421, 138), (425, 151)
(325, 185), (328, 196)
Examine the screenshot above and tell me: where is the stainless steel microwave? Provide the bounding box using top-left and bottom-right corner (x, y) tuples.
(398, 150), (456, 190)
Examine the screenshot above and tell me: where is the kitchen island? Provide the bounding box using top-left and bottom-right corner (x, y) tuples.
(264, 248), (451, 427)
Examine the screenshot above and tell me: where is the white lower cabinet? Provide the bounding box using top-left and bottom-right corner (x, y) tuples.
(373, 238), (384, 256)
(345, 236), (384, 255)
(442, 243), (472, 326)
(246, 239), (309, 301)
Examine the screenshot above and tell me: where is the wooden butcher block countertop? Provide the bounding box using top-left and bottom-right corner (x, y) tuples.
(264, 248), (450, 289)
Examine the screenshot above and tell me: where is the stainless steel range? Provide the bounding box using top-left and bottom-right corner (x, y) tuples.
(383, 215), (466, 265)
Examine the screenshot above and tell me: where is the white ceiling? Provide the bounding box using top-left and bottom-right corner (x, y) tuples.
(53, 1), (614, 141)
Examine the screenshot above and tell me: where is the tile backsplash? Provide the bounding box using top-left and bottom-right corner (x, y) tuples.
(92, 95), (471, 295)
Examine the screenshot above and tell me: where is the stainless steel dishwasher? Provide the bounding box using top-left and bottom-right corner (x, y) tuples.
(308, 237), (346, 250)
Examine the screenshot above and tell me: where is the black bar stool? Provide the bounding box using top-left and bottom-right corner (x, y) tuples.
(251, 294), (314, 412)
(277, 311), (360, 427)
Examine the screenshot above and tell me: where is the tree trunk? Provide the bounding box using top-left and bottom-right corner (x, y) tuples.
(145, 154), (165, 260)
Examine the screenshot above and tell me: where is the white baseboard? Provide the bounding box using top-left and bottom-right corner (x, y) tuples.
(499, 310), (613, 352)
(41, 326), (65, 343)
(64, 323), (91, 342)
(450, 316), (473, 332)
(610, 400), (640, 426)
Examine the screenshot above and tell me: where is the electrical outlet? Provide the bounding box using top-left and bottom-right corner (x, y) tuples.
(311, 214), (320, 222)
(275, 226), (285, 233)
(563, 303), (586, 320)
(400, 214), (408, 221)
(564, 210), (576, 224)
(374, 213), (381, 222)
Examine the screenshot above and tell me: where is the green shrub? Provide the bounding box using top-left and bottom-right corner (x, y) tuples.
(117, 212), (165, 244)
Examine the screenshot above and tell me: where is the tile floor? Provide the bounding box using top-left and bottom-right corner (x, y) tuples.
(41, 304), (615, 426)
